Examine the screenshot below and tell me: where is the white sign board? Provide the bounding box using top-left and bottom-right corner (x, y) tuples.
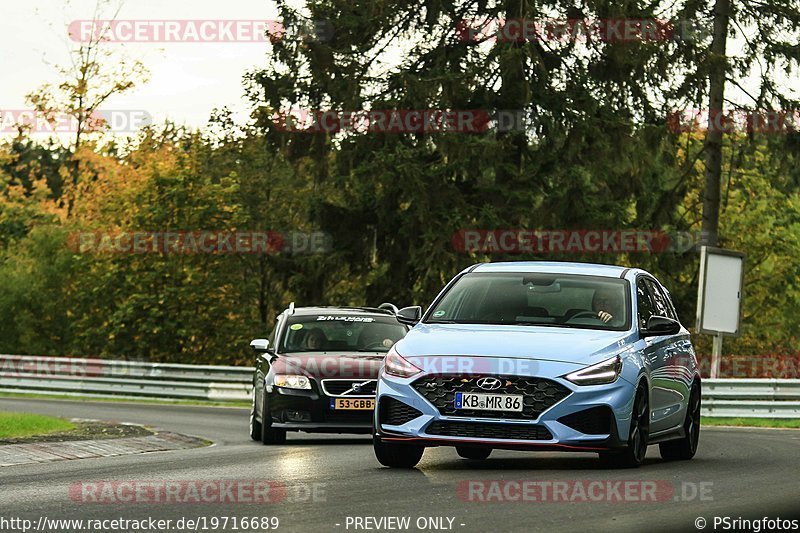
(696, 246), (745, 336)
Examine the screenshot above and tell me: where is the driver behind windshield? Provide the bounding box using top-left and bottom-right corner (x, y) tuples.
(358, 324), (400, 351)
(304, 328), (328, 350)
(592, 288), (623, 324)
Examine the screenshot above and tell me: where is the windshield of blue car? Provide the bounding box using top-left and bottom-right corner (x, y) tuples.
(280, 315), (408, 353)
(426, 272), (631, 331)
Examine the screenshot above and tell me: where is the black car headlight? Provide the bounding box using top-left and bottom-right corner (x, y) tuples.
(274, 374), (312, 390)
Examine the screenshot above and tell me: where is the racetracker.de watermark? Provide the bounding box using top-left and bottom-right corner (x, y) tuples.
(457, 480), (713, 503)
(668, 109), (800, 134)
(698, 355), (800, 379)
(267, 109), (620, 134)
(68, 19), (334, 43)
(0, 354), (195, 379)
(269, 109), (493, 133)
(1, 109), (152, 134)
(452, 229), (697, 254)
(456, 18), (709, 42)
(67, 231), (332, 255)
(69, 480), (326, 504)
(0, 355), (108, 378)
(278, 355), (538, 378)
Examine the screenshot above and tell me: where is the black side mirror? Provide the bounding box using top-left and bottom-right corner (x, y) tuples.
(396, 306), (423, 326)
(643, 316), (681, 337)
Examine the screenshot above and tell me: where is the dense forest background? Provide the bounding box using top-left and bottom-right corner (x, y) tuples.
(1, 0), (799, 366)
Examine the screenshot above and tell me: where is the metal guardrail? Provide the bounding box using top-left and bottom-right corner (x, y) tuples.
(701, 378), (800, 418)
(1, 355), (799, 416)
(0, 354), (253, 402)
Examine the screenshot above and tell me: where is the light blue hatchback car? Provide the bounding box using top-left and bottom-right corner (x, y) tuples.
(373, 262), (701, 468)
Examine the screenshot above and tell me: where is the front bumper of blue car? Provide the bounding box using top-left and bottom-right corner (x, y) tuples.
(374, 357), (637, 451)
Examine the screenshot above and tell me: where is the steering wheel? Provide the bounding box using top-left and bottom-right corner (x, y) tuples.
(568, 311), (602, 321)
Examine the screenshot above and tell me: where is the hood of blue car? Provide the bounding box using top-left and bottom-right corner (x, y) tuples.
(397, 323), (635, 365)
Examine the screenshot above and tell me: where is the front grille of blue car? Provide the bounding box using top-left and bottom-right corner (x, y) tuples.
(425, 421), (553, 440)
(412, 375), (570, 420)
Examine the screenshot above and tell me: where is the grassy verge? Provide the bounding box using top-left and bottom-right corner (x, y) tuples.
(0, 411), (76, 439)
(0, 392), (250, 408)
(702, 417), (800, 429)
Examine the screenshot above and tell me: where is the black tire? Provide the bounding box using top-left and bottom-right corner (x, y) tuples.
(260, 392), (286, 445)
(456, 446), (492, 460)
(660, 381), (701, 461)
(373, 436), (424, 468)
(249, 389), (262, 441)
(599, 384), (649, 468)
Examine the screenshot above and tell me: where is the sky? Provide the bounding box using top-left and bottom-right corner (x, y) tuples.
(0, 0), (280, 137)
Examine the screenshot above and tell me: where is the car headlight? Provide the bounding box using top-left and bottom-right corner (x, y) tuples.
(384, 346), (422, 378)
(564, 355), (622, 385)
(274, 374), (312, 390)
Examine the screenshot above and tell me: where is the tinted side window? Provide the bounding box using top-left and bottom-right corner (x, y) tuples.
(647, 280), (678, 320)
(645, 279), (674, 320)
(636, 279), (656, 330)
(661, 286), (680, 322)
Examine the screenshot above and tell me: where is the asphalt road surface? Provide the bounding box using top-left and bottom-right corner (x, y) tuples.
(0, 398), (798, 533)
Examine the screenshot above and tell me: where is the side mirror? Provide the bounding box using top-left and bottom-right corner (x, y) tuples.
(643, 316), (681, 337)
(250, 338), (271, 353)
(396, 306), (423, 326)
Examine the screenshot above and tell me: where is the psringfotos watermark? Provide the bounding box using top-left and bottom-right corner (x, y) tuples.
(700, 516), (800, 531)
(69, 480), (326, 504)
(457, 480), (713, 503)
(0, 109), (152, 134)
(67, 231), (332, 255)
(452, 229), (697, 254)
(68, 19), (334, 43)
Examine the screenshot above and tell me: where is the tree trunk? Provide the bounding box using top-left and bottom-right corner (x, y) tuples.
(701, 0), (731, 247)
(495, 0), (528, 196)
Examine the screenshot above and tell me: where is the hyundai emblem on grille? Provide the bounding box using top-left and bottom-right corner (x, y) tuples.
(476, 377), (502, 391)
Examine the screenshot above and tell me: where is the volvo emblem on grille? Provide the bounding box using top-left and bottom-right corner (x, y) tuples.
(476, 377), (502, 391)
(340, 380), (373, 396)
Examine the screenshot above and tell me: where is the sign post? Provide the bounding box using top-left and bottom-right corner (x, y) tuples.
(696, 247), (745, 378)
